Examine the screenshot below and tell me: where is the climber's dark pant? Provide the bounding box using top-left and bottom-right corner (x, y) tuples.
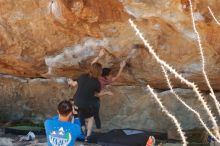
(78, 107), (94, 127)
(93, 100), (101, 129)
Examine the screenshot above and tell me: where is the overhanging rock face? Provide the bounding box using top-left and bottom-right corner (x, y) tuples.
(0, 0), (220, 89)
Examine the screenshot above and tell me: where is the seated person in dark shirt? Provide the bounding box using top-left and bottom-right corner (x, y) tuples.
(44, 100), (81, 146)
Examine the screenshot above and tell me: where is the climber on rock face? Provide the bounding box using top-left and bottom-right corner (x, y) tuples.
(68, 61), (112, 143)
(91, 48), (126, 132)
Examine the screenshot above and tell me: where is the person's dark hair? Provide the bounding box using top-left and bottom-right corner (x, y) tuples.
(58, 100), (73, 116)
(88, 63), (102, 79)
(101, 68), (111, 77)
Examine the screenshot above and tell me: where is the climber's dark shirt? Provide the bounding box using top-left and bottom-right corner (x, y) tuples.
(74, 74), (101, 108)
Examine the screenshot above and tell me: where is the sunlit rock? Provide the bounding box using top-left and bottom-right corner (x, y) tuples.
(1, 0), (220, 131)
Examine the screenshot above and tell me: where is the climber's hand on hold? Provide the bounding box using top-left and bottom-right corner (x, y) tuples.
(98, 48), (105, 58)
(106, 91), (114, 96)
(120, 60), (126, 69)
(68, 79), (78, 87)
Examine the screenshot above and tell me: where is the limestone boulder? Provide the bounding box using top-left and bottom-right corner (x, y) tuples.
(0, 76), (220, 132)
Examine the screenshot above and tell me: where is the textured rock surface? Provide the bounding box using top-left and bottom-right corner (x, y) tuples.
(1, 76), (220, 132)
(1, 0), (220, 132)
(0, 0), (220, 89)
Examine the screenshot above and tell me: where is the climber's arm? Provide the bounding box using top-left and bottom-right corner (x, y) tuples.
(91, 48), (105, 65)
(96, 91), (113, 97)
(111, 61), (126, 82)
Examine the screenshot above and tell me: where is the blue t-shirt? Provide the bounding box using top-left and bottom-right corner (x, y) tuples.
(44, 116), (81, 146)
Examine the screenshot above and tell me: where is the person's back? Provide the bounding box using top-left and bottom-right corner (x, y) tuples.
(45, 116), (81, 146)
(44, 100), (81, 146)
(74, 73), (101, 108)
